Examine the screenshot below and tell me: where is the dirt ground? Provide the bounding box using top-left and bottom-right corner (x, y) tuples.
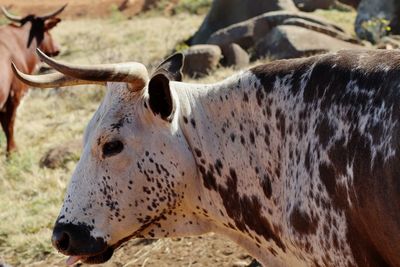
(0, 0), (159, 19)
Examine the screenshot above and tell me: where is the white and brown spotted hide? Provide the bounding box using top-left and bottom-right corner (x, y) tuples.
(55, 50), (400, 267)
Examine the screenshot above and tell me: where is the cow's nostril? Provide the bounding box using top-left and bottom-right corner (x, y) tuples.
(54, 232), (70, 252)
(52, 222), (107, 255)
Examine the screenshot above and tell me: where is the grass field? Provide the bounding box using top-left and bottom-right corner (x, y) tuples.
(0, 6), (357, 267)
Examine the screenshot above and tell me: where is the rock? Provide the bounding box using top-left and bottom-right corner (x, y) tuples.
(338, 0), (361, 8)
(293, 0), (335, 12)
(281, 18), (360, 44)
(376, 35), (400, 49)
(40, 140), (81, 169)
(220, 43), (250, 68)
(255, 25), (363, 60)
(182, 45), (222, 78)
(190, 0), (297, 45)
(208, 11), (350, 49)
(355, 0), (400, 43)
(208, 21), (255, 50)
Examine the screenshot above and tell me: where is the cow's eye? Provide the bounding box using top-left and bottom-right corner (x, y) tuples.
(103, 140), (124, 157)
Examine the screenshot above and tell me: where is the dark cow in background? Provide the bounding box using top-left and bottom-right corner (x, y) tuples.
(0, 5), (65, 154)
(13, 49), (400, 267)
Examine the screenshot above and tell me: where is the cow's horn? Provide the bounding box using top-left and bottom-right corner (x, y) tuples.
(37, 49), (149, 90)
(11, 62), (104, 88)
(39, 4), (68, 20)
(1, 7), (22, 23)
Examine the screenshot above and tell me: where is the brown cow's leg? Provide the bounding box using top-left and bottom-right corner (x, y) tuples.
(0, 96), (19, 155)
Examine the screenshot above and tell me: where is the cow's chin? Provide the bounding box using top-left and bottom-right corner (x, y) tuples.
(82, 246), (114, 264)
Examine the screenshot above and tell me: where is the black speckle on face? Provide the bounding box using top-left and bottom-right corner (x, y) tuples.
(190, 119), (196, 128)
(243, 92), (249, 102)
(110, 117), (126, 132)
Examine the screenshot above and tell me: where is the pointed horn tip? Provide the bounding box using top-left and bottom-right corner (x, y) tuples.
(1, 6), (22, 22)
(36, 48), (54, 64)
(36, 48), (47, 58)
(40, 4), (68, 20)
(11, 62), (18, 74)
(57, 3), (68, 13)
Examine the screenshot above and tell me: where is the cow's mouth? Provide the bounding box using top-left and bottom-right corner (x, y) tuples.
(66, 246), (114, 265)
(63, 217), (158, 265)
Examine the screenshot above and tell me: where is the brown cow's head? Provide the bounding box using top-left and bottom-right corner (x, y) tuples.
(40, 18), (61, 57)
(1, 5), (66, 57)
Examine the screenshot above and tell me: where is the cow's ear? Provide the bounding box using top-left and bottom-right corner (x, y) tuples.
(148, 73), (174, 121)
(152, 53), (184, 82)
(44, 18), (61, 31)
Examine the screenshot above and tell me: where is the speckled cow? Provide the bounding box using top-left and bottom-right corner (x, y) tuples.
(14, 49), (400, 267)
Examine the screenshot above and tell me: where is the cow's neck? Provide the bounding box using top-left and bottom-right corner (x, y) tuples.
(174, 72), (294, 264)
(9, 22), (40, 73)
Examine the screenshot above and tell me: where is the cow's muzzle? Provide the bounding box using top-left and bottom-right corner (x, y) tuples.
(52, 222), (114, 264)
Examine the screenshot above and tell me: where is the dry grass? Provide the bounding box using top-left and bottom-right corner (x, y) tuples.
(54, 13), (203, 67)
(0, 7), (355, 267)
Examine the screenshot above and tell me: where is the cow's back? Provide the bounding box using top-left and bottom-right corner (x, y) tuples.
(250, 49), (400, 267)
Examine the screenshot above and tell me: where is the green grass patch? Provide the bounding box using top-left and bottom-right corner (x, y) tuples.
(150, 0), (212, 15)
(314, 8), (357, 35)
(109, 3), (126, 22)
(173, 0), (212, 14)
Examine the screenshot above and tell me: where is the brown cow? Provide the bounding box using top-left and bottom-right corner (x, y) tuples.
(0, 5), (66, 154)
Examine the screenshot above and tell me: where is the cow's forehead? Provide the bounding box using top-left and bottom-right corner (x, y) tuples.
(104, 82), (145, 107)
(83, 83), (146, 144)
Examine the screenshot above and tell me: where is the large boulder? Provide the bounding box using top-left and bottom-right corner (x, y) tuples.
(355, 0), (400, 43)
(338, 0), (361, 8)
(220, 43), (250, 69)
(190, 0), (297, 45)
(293, 0), (335, 12)
(255, 25), (363, 60)
(182, 45), (222, 78)
(207, 11), (358, 49)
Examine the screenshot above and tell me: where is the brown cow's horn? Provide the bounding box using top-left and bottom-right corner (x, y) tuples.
(11, 62), (104, 88)
(39, 4), (68, 20)
(1, 7), (22, 23)
(36, 49), (149, 90)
